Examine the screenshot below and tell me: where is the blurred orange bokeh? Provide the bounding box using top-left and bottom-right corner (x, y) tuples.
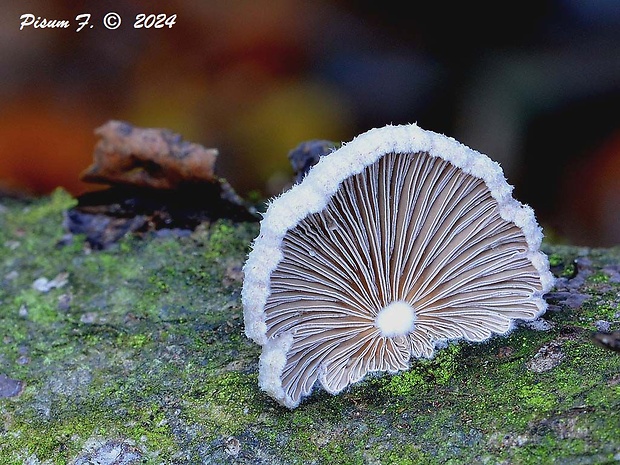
(0, 99), (99, 196)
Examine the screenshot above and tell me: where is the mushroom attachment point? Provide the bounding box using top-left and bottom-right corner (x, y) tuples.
(376, 301), (417, 338)
(242, 123), (555, 408)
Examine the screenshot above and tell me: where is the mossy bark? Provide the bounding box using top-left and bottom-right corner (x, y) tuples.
(1, 189), (619, 464)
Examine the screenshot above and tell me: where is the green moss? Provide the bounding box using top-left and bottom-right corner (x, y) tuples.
(517, 384), (557, 411)
(119, 333), (151, 349)
(587, 270), (611, 284)
(561, 261), (577, 278)
(366, 443), (431, 465)
(13, 289), (60, 325)
(548, 253), (563, 268)
(4, 188), (76, 228)
(3, 401), (176, 464)
(203, 220), (247, 262)
(0, 194), (260, 462)
(378, 343), (462, 398)
(1, 193), (619, 464)
(543, 246), (585, 279)
(575, 291), (620, 327)
(182, 370), (260, 435)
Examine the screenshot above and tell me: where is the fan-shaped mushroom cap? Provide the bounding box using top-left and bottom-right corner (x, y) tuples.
(242, 123), (554, 408)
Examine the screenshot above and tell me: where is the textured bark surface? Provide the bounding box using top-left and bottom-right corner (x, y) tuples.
(1, 189), (619, 464)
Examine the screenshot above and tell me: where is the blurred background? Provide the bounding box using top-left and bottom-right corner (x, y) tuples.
(0, 0), (619, 246)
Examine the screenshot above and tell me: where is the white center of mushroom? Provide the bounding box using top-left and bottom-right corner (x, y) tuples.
(375, 300), (416, 338)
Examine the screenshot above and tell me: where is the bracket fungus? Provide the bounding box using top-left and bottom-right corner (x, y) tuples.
(242, 123), (555, 408)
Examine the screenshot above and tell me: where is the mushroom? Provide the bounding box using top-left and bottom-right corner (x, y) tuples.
(242, 123), (555, 408)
